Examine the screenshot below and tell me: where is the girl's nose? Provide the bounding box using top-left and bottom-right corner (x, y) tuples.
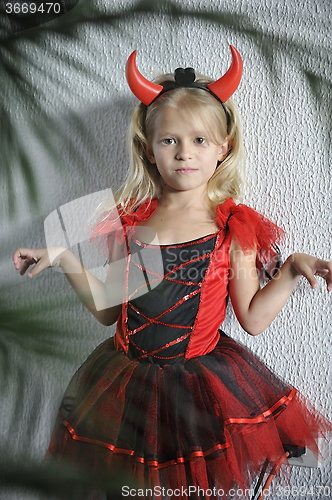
(175, 142), (193, 160)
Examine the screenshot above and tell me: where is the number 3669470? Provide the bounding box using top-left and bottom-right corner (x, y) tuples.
(5, 3), (61, 14)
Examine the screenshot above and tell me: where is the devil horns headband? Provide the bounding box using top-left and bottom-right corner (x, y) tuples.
(125, 45), (243, 107)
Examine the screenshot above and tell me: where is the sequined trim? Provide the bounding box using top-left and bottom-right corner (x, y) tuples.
(128, 289), (200, 335)
(132, 232), (218, 249)
(131, 252), (213, 281)
(162, 254), (212, 278)
(123, 242), (214, 358)
(129, 332), (191, 360)
(131, 259), (204, 286)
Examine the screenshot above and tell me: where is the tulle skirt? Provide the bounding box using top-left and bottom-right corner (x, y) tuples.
(47, 332), (331, 499)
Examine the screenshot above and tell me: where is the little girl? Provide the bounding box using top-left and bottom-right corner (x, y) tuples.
(13, 46), (332, 500)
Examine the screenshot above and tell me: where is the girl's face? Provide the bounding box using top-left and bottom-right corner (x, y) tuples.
(146, 106), (229, 197)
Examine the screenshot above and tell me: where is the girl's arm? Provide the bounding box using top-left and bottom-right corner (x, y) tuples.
(12, 247), (122, 326)
(229, 239), (332, 336)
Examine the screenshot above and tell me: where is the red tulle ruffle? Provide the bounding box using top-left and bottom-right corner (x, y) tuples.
(48, 334), (331, 500)
(90, 197), (284, 266)
(215, 198), (285, 264)
(90, 198), (158, 259)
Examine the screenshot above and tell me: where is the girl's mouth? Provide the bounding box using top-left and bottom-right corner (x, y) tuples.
(175, 168), (198, 174)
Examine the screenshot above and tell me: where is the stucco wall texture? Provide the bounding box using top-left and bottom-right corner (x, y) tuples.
(2, 0), (331, 498)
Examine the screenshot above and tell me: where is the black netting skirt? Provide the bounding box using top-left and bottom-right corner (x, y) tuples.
(47, 332), (331, 499)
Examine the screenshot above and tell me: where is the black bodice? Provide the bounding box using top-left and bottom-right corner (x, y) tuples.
(127, 234), (217, 364)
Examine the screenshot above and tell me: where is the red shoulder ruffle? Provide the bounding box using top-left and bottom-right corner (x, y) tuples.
(90, 197), (284, 264)
(90, 198), (158, 258)
(215, 198), (285, 263)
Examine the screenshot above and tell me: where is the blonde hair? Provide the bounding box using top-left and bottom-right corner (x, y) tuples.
(106, 73), (245, 216)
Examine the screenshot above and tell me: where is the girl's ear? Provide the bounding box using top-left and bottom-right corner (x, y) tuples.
(218, 138), (232, 161)
(143, 143), (156, 164)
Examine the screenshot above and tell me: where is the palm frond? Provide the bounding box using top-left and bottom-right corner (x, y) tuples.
(1, 1), (330, 497)
(1, 0), (330, 215)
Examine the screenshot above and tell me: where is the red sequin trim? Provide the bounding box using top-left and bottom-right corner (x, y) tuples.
(129, 331), (191, 359)
(132, 233), (218, 249)
(130, 252), (212, 284)
(162, 254), (212, 279)
(141, 353), (184, 360)
(121, 227), (216, 355)
(131, 260), (203, 287)
(131, 287), (200, 317)
(126, 253), (210, 302)
(127, 289), (200, 335)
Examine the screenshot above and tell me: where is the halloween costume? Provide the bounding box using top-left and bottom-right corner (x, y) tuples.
(48, 48), (331, 499)
(48, 198), (331, 499)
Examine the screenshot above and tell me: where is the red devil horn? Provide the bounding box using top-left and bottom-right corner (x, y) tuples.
(126, 51), (164, 106)
(207, 46), (243, 103)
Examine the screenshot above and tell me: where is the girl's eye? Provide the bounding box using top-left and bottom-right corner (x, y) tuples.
(162, 138), (175, 145)
(195, 137), (206, 144)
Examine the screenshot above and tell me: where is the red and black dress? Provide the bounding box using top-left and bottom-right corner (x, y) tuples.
(48, 198), (331, 499)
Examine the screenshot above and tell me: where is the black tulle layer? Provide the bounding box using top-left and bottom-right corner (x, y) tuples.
(48, 332), (331, 499)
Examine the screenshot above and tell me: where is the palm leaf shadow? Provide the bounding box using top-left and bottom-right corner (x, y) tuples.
(1, 0), (331, 496)
(1, 0), (331, 215)
(0, 459), (134, 499)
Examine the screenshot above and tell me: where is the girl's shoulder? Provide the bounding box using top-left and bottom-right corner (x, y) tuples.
(215, 198), (285, 263)
(90, 198), (158, 252)
(91, 198), (158, 234)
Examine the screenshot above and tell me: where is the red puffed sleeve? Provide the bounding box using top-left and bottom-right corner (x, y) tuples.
(215, 198), (285, 264)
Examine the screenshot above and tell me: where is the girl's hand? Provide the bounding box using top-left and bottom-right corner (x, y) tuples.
(12, 247), (66, 278)
(288, 253), (332, 292)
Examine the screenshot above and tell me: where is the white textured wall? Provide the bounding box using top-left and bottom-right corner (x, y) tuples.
(1, 0), (331, 498)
